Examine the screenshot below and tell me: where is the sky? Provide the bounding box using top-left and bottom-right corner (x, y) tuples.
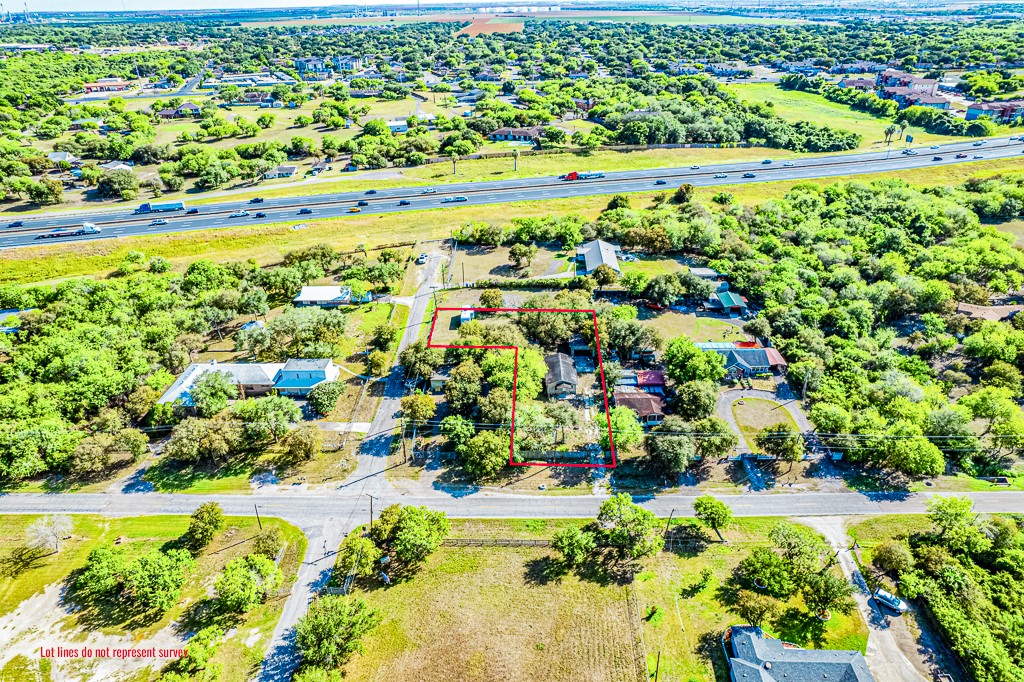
(27, 0), (479, 12)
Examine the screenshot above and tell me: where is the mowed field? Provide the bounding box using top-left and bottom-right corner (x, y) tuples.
(458, 17), (525, 35)
(239, 11), (807, 28)
(727, 83), (974, 149)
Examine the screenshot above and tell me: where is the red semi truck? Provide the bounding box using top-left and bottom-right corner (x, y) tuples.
(560, 171), (606, 181)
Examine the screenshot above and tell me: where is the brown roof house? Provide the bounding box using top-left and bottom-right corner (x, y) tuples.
(613, 390), (666, 425)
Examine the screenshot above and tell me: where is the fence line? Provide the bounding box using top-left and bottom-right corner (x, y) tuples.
(442, 538), (551, 547)
(624, 582), (650, 682)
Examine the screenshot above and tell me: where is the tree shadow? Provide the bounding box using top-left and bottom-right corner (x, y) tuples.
(523, 556), (568, 586)
(695, 629), (732, 682)
(175, 596), (242, 638)
(772, 606), (827, 648)
(64, 578), (166, 632)
(0, 545), (49, 578)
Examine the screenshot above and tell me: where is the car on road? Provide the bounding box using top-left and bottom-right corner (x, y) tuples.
(365, 189), (378, 194)
(357, 200), (369, 206)
(255, 212), (267, 218)
(783, 161), (794, 167)
(930, 145), (940, 149)
(8, 221), (23, 228)
(349, 207), (361, 213)
(421, 188), (437, 194)
(442, 196), (468, 203)
(298, 208), (313, 215)
(973, 141), (985, 146)
(398, 200), (411, 206)
(905, 150), (918, 155)
(873, 588), (908, 615)
(761, 159), (773, 164)
(714, 173), (728, 179)
(932, 156), (943, 161)
(230, 210), (250, 218)
(150, 219), (168, 226)
(655, 179), (667, 185)
(690, 165), (700, 169)
(249, 197), (264, 204)
(742, 172), (756, 178)
(186, 208), (199, 215)
(956, 153), (968, 158)
(416, 253), (428, 264)
(974, 154), (984, 159)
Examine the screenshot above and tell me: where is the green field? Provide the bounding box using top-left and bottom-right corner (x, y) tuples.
(341, 517), (867, 681)
(0, 514), (305, 682)
(733, 397), (799, 453)
(727, 83), (971, 150)
(525, 12), (807, 25)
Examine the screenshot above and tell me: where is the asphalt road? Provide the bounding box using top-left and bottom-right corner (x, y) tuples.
(3, 137), (1022, 250)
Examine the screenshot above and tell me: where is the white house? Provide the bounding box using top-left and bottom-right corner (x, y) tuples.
(292, 285), (370, 307)
(99, 161), (133, 172)
(272, 358), (341, 397)
(264, 165), (299, 179)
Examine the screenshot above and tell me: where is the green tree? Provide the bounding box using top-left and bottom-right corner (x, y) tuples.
(592, 264), (619, 289)
(257, 113), (276, 129)
(445, 360), (484, 414)
(552, 525), (597, 567)
(185, 501), (224, 551)
(401, 392), (436, 422)
(368, 350), (390, 377)
(295, 595), (381, 668)
(232, 396), (301, 443)
(693, 495), (732, 542)
(307, 381), (345, 417)
(509, 243), (539, 269)
(674, 381), (718, 420)
(370, 323), (398, 352)
(802, 571), (856, 618)
(190, 370), (238, 417)
(459, 430), (510, 479)
(601, 405), (644, 451)
(252, 527), (285, 559)
(440, 414), (475, 450)
(755, 422), (803, 463)
(673, 183), (694, 203)
(738, 546), (796, 598)
(178, 625), (222, 674)
(664, 336), (726, 383)
(336, 534), (382, 578)
(733, 590), (779, 628)
(75, 543), (127, 598)
(388, 505), (450, 566)
(285, 423), (322, 461)
(215, 554), (283, 613)
(597, 493), (664, 561)
(398, 339), (443, 379)
(645, 417), (696, 476)
(692, 416), (739, 459)
(479, 288), (503, 308)
(122, 549), (196, 612)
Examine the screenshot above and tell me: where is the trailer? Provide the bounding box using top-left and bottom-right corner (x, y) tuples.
(560, 171), (605, 181)
(135, 201), (185, 214)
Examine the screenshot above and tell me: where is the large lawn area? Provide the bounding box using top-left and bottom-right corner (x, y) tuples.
(452, 243), (576, 284)
(639, 309), (745, 343)
(340, 518), (867, 682)
(0, 514), (305, 681)
(727, 83), (971, 150)
(732, 397), (799, 453)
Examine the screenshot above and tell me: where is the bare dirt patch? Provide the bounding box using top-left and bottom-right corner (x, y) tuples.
(457, 17), (525, 35)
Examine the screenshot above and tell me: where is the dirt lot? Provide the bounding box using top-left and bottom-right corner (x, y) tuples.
(457, 17), (525, 35)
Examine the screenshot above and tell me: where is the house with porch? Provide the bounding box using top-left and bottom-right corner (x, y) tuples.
(544, 353), (578, 400)
(272, 358), (341, 397)
(293, 285), (367, 308)
(576, 239), (621, 275)
(613, 390), (666, 425)
(696, 343), (788, 379)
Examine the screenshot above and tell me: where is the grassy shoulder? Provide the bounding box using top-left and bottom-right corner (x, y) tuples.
(0, 514), (306, 682)
(337, 517), (867, 682)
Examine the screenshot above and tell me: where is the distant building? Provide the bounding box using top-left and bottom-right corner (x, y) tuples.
(838, 78), (876, 91)
(158, 102), (201, 119)
(726, 626), (874, 682)
(83, 78), (130, 93)
(965, 99), (1024, 123)
(576, 239), (621, 275)
(157, 360), (285, 406)
(98, 161), (133, 172)
(430, 364), (455, 392)
(333, 55), (364, 71)
(688, 267), (720, 280)
(264, 164), (299, 179)
(47, 151), (79, 167)
(706, 292), (748, 316)
(544, 353), (578, 400)
(875, 69), (938, 96)
(695, 342), (788, 379)
(489, 126), (545, 142)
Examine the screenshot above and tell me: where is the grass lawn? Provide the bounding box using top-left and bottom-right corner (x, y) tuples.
(639, 309), (745, 343)
(726, 83), (976, 149)
(846, 515), (934, 565)
(996, 218), (1024, 246)
(452, 243), (575, 284)
(0, 514), (305, 682)
(732, 397), (798, 453)
(340, 517), (866, 682)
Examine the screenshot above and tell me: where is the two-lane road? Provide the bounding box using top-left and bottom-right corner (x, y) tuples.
(2, 137), (1021, 250)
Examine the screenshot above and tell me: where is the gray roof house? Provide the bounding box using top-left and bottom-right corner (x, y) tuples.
(727, 626), (874, 682)
(157, 361), (285, 406)
(293, 286), (353, 307)
(576, 239), (621, 275)
(544, 353), (578, 399)
(272, 358), (341, 396)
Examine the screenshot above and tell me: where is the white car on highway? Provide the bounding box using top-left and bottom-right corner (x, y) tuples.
(229, 210), (250, 218)
(421, 188), (437, 194)
(150, 219), (168, 226)
(714, 173), (728, 179)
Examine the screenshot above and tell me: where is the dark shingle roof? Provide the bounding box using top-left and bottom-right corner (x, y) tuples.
(545, 353), (578, 385)
(728, 626), (874, 682)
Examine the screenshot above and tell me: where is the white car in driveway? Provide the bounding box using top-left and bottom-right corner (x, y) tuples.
(873, 588), (908, 614)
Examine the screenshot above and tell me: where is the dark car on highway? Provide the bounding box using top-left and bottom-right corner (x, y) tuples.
(655, 179), (667, 185)
(186, 208), (199, 214)
(932, 156), (943, 161)
(366, 189), (378, 194)
(398, 200), (411, 206)
(255, 212), (267, 218)
(742, 172), (756, 178)
(8, 221), (23, 228)
(299, 208), (313, 215)
(249, 197), (264, 204)
(357, 200), (369, 207)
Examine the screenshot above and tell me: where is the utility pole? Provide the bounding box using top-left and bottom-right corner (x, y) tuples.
(366, 493), (379, 533)
(663, 509), (675, 539)
(654, 651), (661, 681)
(254, 504), (263, 530)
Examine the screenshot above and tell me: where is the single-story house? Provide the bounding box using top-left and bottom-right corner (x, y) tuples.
(158, 102), (201, 119)
(707, 291), (748, 316)
(47, 151), (79, 167)
(613, 390), (666, 425)
(696, 343), (788, 379)
(726, 625), (874, 682)
(272, 358), (341, 397)
(430, 364), (455, 392)
(293, 285), (360, 308)
(837, 77), (876, 90)
(488, 126), (545, 142)
(264, 164), (299, 179)
(576, 239), (621, 275)
(157, 360), (286, 407)
(689, 267), (720, 280)
(544, 353), (578, 400)
(84, 79), (130, 93)
(99, 161), (133, 172)
(69, 117), (104, 131)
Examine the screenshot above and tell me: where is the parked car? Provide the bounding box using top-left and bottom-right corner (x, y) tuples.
(416, 253), (428, 264)
(255, 212), (267, 218)
(8, 221), (23, 228)
(655, 179), (667, 185)
(249, 197), (264, 204)
(742, 172), (756, 178)
(186, 208), (199, 215)
(230, 210), (250, 218)
(357, 200), (369, 206)
(398, 200), (411, 206)
(873, 588), (908, 615)
(150, 219), (168, 226)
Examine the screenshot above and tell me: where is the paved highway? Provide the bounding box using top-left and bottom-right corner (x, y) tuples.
(2, 137), (1022, 250)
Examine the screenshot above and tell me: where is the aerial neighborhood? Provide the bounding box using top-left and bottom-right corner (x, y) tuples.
(1, 4), (1023, 682)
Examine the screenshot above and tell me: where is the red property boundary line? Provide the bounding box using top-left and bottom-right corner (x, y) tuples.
(426, 307), (616, 469)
